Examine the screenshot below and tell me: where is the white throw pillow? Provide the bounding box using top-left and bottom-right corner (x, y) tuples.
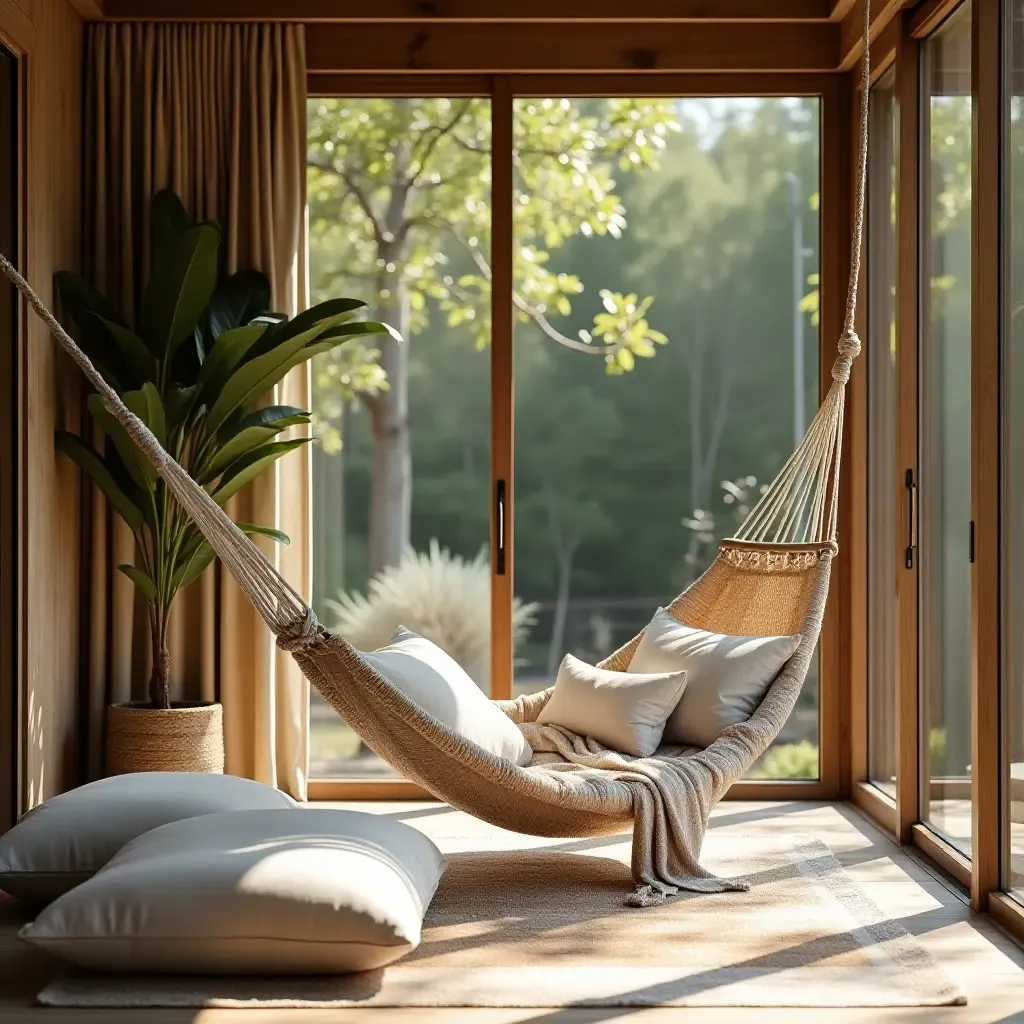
(0, 772), (297, 902)
(628, 608), (801, 748)
(363, 626), (532, 766)
(19, 809), (444, 975)
(537, 653), (687, 757)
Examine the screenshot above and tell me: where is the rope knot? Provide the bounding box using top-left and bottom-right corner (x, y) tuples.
(838, 327), (861, 359)
(831, 354), (852, 385)
(276, 607), (324, 654)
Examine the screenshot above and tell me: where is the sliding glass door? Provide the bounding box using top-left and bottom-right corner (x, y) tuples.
(866, 67), (899, 801)
(306, 96), (493, 779)
(305, 86), (828, 787)
(510, 94), (821, 778)
(918, 5), (973, 855)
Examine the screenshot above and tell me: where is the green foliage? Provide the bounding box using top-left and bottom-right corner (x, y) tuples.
(57, 189), (391, 708)
(306, 96), (678, 444)
(747, 740), (820, 781)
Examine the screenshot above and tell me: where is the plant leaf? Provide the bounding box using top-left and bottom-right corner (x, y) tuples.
(87, 394), (158, 490)
(54, 270), (126, 329)
(53, 272), (128, 387)
(201, 426), (291, 481)
(171, 540), (217, 592)
(204, 318), (352, 435)
(55, 431), (144, 531)
(164, 385), (198, 431)
(233, 522), (291, 546)
(246, 297), (367, 358)
(219, 405), (311, 439)
(316, 319), (401, 344)
(210, 438), (309, 506)
(200, 268), (271, 343)
(117, 563), (157, 602)
(94, 317), (157, 387)
(195, 324), (267, 404)
(150, 189), (192, 252)
(123, 384), (167, 448)
(140, 223), (220, 360)
(171, 522), (289, 592)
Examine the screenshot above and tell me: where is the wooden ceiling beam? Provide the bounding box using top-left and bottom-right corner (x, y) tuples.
(95, 0), (834, 21)
(67, 0), (105, 18)
(910, 0), (962, 39)
(838, 0), (910, 71)
(305, 22), (839, 74)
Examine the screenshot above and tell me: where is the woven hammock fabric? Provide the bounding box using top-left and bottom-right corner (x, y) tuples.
(0, 2), (870, 903)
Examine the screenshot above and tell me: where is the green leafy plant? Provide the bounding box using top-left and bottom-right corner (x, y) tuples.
(56, 189), (394, 710)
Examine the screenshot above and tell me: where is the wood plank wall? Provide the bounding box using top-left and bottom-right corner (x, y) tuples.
(0, 0), (84, 816)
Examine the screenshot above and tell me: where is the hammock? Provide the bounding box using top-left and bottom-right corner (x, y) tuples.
(1, 5), (870, 903)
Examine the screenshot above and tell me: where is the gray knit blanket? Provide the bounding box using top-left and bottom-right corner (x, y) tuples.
(519, 722), (751, 906)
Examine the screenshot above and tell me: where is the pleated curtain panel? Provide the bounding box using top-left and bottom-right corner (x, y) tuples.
(82, 23), (311, 798)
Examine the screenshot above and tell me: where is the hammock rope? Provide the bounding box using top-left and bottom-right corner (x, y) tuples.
(0, 0), (870, 638)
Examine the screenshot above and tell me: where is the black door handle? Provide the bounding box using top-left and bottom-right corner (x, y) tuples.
(496, 479), (506, 576)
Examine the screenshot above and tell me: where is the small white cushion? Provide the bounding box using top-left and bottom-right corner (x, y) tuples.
(364, 626), (532, 766)
(628, 608), (801, 748)
(0, 772), (296, 902)
(19, 809), (444, 975)
(537, 653), (687, 757)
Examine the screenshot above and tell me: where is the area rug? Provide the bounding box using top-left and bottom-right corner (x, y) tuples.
(36, 832), (965, 1008)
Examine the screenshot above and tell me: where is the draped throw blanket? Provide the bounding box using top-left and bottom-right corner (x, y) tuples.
(521, 723), (749, 903)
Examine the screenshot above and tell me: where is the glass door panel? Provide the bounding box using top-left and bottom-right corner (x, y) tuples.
(919, 5), (974, 853)
(307, 96), (492, 779)
(1003, 0), (1024, 897)
(511, 96), (822, 779)
(867, 67), (899, 800)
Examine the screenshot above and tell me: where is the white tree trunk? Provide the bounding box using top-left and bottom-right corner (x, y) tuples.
(366, 283), (411, 577)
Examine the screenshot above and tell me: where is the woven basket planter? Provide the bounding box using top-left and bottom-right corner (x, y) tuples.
(106, 701), (225, 775)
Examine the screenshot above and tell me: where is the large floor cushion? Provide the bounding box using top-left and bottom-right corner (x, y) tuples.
(0, 772), (297, 901)
(20, 809), (445, 975)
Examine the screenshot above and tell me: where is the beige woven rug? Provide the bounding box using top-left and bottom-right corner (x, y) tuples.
(37, 832), (964, 1009)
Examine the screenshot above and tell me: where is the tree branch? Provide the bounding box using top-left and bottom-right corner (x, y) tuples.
(441, 225), (625, 358)
(307, 152), (387, 247)
(409, 100), (473, 186)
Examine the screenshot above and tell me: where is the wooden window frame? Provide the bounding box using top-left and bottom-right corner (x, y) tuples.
(306, 70), (850, 803)
(0, 36), (21, 836)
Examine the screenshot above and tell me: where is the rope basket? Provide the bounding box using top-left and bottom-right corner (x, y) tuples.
(106, 701), (225, 775)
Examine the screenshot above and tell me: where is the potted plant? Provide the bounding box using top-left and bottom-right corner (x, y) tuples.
(56, 189), (393, 774)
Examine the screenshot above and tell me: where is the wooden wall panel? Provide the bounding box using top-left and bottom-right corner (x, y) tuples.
(0, 0), (83, 815)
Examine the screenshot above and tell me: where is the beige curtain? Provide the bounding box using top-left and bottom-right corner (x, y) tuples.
(82, 23), (310, 799)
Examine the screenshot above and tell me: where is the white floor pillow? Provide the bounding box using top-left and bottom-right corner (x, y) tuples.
(20, 809), (444, 975)
(0, 772), (296, 901)
(628, 608), (802, 748)
(363, 626), (532, 766)
(538, 653), (687, 757)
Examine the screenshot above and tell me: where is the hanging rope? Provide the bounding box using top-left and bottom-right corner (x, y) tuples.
(734, 0), (871, 548)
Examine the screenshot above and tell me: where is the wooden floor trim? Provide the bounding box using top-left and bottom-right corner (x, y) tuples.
(851, 780), (898, 836)
(911, 822), (973, 888)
